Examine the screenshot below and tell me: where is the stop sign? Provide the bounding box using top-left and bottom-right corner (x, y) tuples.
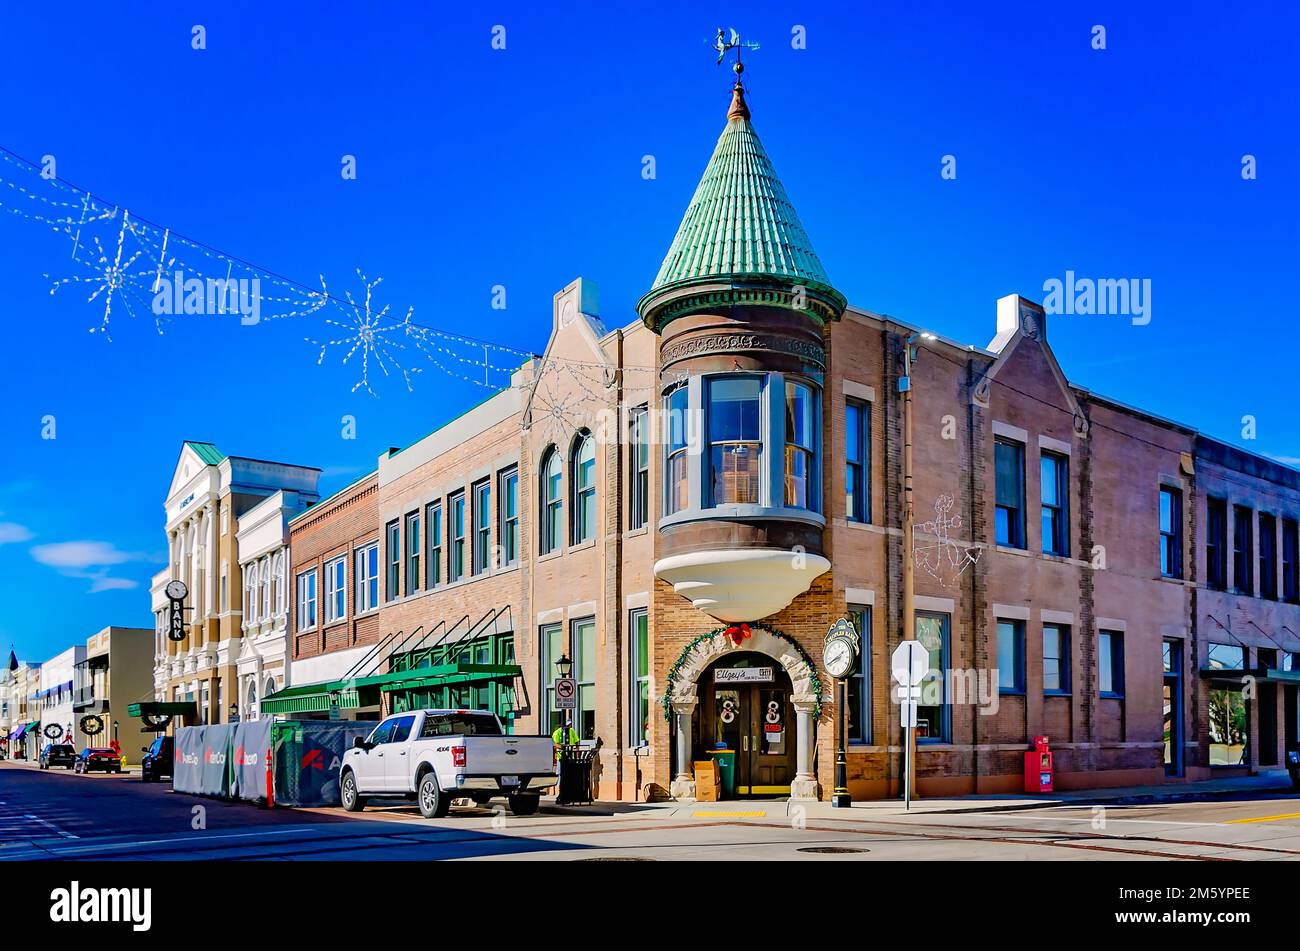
(891, 641), (930, 686)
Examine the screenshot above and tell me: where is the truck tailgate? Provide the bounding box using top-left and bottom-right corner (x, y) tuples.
(463, 736), (554, 775)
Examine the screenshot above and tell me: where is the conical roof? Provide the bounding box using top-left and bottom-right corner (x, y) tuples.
(647, 83), (836, 295)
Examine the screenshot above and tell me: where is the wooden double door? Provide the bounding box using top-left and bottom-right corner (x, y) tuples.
(698, 654), (795, 797)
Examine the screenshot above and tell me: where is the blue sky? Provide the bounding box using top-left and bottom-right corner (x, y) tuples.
(0, 1), (1296, 662)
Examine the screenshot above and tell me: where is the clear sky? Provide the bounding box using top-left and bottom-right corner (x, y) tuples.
(0, 1), (1295, 662)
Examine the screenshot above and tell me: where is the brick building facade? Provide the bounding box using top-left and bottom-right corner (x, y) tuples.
(255, 79), (1300, 803)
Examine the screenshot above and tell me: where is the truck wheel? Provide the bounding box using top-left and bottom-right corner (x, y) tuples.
(508, 794), (540, 816)
(340, 771), (366, 812)
(417, 773), (450, 819)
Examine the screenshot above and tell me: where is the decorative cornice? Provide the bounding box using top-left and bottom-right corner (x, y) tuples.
(661, 331), (825, 370)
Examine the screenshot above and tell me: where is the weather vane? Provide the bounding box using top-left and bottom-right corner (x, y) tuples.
(713, 27), (760, 79)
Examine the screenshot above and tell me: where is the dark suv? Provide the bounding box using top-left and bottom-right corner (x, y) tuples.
(39, 744), (76, 769)
(140, 735), (174, 782)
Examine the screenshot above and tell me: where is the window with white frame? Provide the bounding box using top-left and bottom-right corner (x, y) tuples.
(572, 434), (596, 544)
(629, 608), (650, 745)
(272, 551), (285, 617)
(324, 555), (347, 623)
(355, 542), (379, 613)
(260, 556), (272, 621)
(296, 569), (317, 632)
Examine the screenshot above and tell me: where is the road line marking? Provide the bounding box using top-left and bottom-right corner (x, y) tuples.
(1225, 811), (1300, 824)
(692, 810), (766, 818)
(24, 815), (77, 839)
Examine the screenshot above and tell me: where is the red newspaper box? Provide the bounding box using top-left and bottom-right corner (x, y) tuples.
(1024, 735), (1053, 793)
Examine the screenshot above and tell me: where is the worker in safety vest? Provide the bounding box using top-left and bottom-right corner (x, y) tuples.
(552, 724), (578, 762)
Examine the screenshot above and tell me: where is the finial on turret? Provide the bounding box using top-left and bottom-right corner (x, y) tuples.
(712, 28), (759, 121)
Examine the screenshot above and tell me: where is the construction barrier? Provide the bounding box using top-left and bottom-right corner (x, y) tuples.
(271, 719), (377, 807)
(173, 719), (273, 802)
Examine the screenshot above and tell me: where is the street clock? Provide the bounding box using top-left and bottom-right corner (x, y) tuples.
(165, 579), (188, 601)
(823, 617), (860, 679)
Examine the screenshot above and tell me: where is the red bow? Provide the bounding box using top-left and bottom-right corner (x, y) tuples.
(724, 623), (752, 646)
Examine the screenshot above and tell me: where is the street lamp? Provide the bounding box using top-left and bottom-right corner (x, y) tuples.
(112, 720), (119, 744)
(555, 653), (572, 679)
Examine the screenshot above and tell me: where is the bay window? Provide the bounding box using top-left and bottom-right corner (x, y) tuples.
(708, 376), (762, 505)
(784, 380), (816, 510)
(665, 387), (689, 515)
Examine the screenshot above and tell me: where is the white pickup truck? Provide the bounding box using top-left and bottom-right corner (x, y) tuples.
(339, 709), (558, 818)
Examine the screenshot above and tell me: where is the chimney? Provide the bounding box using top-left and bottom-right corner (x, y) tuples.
(991, 294), (1047, 353)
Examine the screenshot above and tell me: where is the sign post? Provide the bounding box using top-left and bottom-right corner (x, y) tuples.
(891, 640), (929, 811)
(553, 676), (577, 746)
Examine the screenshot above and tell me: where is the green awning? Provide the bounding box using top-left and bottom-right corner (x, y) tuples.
(261, 663), (522, 713)
(261, 682), (363, 715)
(127, 701), (197, 718)
(366, 662), (522, 694)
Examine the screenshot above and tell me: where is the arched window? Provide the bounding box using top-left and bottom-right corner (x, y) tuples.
(540, 447), (563, 554)
(572, 432), (596, 544)
(271, 551), (285, 618)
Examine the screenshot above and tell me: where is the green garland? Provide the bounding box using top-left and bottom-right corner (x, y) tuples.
(661, 624), (823, 723)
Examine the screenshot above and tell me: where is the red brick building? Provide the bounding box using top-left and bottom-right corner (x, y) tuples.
(266, 79), (1300, 802)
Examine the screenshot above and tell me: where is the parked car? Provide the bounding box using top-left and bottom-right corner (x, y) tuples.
(139, 735), (174, 782)
(74, 747), (123, 774)
(39, 743), (76, 770)
(340, 709), (557, 818)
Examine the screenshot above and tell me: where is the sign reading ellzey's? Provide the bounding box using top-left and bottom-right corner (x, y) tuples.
(714, 667), (774, 684)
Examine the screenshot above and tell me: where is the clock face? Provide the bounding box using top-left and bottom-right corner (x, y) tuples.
(165, 580), (188, 601)
(823, 638), (856, 678)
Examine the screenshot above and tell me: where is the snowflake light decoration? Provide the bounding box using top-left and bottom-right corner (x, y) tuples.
(307, 269), (421, 396)
(47, 210), (153, 341)
(914, 493), (982, 587)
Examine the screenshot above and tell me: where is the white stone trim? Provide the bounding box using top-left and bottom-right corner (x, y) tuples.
(992, 420), (1029, 444)
(1038, 434), (1072, 456)
(1041, 609), (1075, 626)
(536, 608), (564, 625)
(991, 604), (1030, 621)
(843, 380), (876, 403)
(915, 595), (956, 614)
(1095, 617), (1127, 632)
(625, 591), (649, 610)
(567, 600), (597, 618)
(844, 587), (875, 607)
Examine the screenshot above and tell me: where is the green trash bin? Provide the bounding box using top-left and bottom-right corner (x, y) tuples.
(710, 747), (736, 799)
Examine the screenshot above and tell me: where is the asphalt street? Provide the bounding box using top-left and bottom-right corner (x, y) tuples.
(5, 762), (1300, 861)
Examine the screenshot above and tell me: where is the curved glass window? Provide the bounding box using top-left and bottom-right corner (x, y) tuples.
(572, 434), (596, 544)
(784, 380), (815, 509)
(708, 376), (762, 505)
(541, 448), (562, 554)
(665, 387), (690, 514)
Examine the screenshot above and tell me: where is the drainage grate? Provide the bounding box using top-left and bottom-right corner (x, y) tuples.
(575, 856), (656, 862)
(797, 846), (869, 854)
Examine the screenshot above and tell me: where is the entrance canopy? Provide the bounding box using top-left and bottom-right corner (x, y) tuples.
(127, 701), (197, 718)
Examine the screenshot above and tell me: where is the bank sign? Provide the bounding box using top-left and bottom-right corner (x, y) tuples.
(714, 667), (774, 684)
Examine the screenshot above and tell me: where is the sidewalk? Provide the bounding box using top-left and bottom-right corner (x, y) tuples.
(549, 772), (1297, 821)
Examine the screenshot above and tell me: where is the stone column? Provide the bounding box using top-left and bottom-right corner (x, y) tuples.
(204, 504), (217, 623)
(669, 699), (698, 800)
(790, 699), (820, 800)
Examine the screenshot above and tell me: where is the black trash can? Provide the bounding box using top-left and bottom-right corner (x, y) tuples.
(557, 747), (597, 805)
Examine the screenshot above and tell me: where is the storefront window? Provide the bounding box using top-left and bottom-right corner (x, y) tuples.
(847, 606), (871, 743)
(1208, 685), (1248, 766)
(630, 609), (650, 745)
(708, 376), (762, 505)
(916, 612), (950, 743)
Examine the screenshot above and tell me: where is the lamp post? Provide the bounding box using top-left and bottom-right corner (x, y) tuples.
(555, 652), (572, 746)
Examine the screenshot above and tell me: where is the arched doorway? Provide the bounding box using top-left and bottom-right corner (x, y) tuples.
(665, 625), (821, 801)
(697, 653), (796, 797)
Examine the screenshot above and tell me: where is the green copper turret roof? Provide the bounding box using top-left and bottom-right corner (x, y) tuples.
(647, 83), (836, 294)
(185, 441), (225, 465)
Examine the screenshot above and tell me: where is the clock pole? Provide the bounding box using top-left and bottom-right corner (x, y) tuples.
(833, 676), (851, 808)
